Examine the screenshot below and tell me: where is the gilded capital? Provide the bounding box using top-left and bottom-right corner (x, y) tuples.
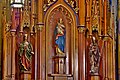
(36, 23), (44, 31)
(10, 30), (16, 36)
(77, 25), (86, 33)
(103, 36), (109, 41)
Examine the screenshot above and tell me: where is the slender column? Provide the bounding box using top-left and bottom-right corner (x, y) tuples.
(36, 24), (44, 80)
(111, 7), (115, 80)
(20, 8), (23, 33)
(10, 31), (16, 79)
(89, 0), (92, 35)
(79, 0), (85, 26)
(11, 8), (16, 29)
(104, 0), (107, 35)
(38, 0), (43, 22)
(86, 0), (90, 31)
(35, 32), (37, 80)
(78, 0), (86, 80)
(99, 0), (102, 35)
(37, 0), (44, 79)
(30, 0), (35, 33)
(11, 8), (17, 79)
(103, 0), (108, 79)
(78, 26), (86, 80)
(7, 34), (12, 78)
(2, 7), (7, 79)
(30, 1), (35, 79)
(103, 37), (108, 80)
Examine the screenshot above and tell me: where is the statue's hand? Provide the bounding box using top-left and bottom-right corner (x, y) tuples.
(31, 52), (34, 54)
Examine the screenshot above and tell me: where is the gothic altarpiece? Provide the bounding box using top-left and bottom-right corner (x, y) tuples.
(1, 0), (116, 80)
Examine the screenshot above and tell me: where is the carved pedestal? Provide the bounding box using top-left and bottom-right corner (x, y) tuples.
(48, 74), (73, 80)
(20, 71), (31, 80)
(90, 75), (100, 80)
(48, 56), (73, 80)
(52, 56), (66, 74)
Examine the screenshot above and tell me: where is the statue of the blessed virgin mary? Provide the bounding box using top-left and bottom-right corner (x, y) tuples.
(54, 18), (66, 56)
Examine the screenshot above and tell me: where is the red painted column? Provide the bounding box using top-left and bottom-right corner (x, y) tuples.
(78, 26), (86, 80)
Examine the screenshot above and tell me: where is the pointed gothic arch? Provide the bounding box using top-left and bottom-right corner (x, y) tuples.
(44, 0), (78, 79)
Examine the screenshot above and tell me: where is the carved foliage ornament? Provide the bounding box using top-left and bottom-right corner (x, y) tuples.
(43, 0), (79, 13)
(5, 22), (11, 32)
(43, 0), (57, 11)
(67, 0), (79, 13)
(21, 0), (31, 28)
(91, 0), (100, 32)
(78, 27), (85, 33)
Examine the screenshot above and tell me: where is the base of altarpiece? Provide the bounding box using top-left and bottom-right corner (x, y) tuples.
(52, 55), (66, 74)
(90, 74), (100, 80)
(48, 74), (73, 80)
(20, 71), (31, 80)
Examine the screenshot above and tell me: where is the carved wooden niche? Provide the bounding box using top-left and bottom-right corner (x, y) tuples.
(46, 5), (74, 79)
(16, 25), (35, 79)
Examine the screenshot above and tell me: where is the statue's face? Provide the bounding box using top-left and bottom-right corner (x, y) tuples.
(93, 37), (95, 41)
(24, 34), (28, 40)
(59, 18), (63, 24)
